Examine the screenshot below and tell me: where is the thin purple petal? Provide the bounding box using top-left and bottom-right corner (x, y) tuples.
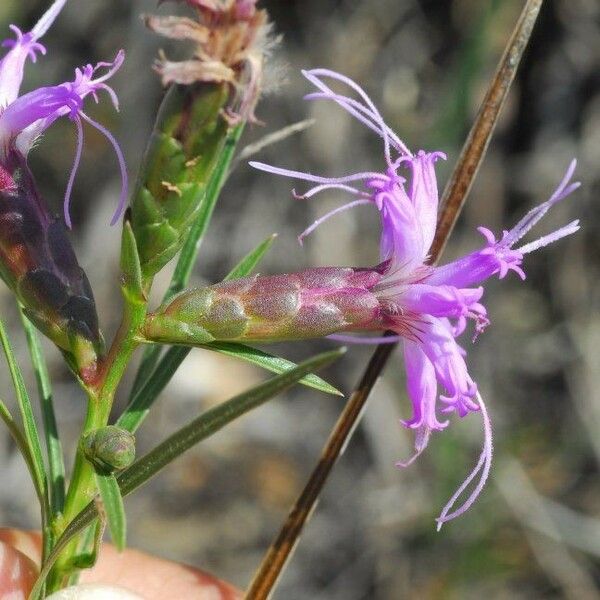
(0, 0), (67, 105)
(303, 68), (412, 159)
(502, 159), (579, 247)
(436, 392), (493, 530)
(293, 182), (365, 200)
(517, 219), (580, 254)
(63, 115), (84, 229)
(298, 198), (371, 244)
(250, 161), (387, 185)
(79, 111), (128, 226)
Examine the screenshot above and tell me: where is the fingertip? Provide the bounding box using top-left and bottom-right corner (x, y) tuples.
(0, 528), (42, 565)
(0, 538), (39, 597)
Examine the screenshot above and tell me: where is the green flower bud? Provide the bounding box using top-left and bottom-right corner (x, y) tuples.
(144, 267), (384, 345)
(81, 426), (136, 474)
(130, 82), (231, 279)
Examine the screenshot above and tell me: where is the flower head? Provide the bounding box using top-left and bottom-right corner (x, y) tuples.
(0, 0), (128, 227)
(251, 69), (580, 527)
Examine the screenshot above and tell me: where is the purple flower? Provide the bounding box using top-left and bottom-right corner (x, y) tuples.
(251, 69), (580, 527)
(0, 0), (128, 227)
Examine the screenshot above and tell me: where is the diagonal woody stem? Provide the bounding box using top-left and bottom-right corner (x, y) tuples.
(245, 1), (543, 598)
(430, 0), (543, 259)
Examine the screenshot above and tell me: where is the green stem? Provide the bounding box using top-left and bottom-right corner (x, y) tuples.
(60, 393), (105, 529)
(45, 392), (104, 592)
(29, 348), (345, 600)
(47, 218), (148, 589)
(46, 304), (144, 590)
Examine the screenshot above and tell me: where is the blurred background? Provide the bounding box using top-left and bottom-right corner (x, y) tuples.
(0, 0), (599, 598)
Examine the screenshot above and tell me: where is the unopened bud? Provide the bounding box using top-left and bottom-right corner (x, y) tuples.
(129, 82), (231, 278)
(82, 426), (136, 474)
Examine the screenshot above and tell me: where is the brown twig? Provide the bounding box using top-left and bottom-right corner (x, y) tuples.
(245, 1), (543, 598)
(430, 0), (543, 259)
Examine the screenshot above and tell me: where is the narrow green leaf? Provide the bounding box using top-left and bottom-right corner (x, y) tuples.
(204, 342), (343, 396)
(61, 508), (107, 589)
(19, 307), (66, 516)
(119, 347), (345, 495)
(30, 347), (346, 599)
(119, 339), (340, 435)
(0, 397), (39, 489)
(66, 519), (105, 579)
(224, 234), (277, 281)
(0, 316), (47, 504)
(120, 220), (145, 306)
(117, 346), (191, 433)
(94, 472), (126, 551)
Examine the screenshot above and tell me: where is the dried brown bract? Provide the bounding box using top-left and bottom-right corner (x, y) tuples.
(146, 0), (273, 122)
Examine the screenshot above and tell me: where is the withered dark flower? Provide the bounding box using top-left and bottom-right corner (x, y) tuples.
(146, 0), (273, 122)
(0, 150), (102, 376)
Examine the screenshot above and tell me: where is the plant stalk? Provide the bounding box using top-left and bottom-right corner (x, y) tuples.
(46, 301), (145, 591)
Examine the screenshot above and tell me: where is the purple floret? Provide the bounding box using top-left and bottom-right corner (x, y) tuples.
(251, 68), (580, 528)
(0, 0), (127, 227)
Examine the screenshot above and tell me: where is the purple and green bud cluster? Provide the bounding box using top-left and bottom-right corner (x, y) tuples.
(145, 266), (383, 344)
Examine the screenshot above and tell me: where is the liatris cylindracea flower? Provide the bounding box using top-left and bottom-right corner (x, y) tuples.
(146, 149), (579, 528)
(244, 69), (579, 526)
(0, 0), (128, 375)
